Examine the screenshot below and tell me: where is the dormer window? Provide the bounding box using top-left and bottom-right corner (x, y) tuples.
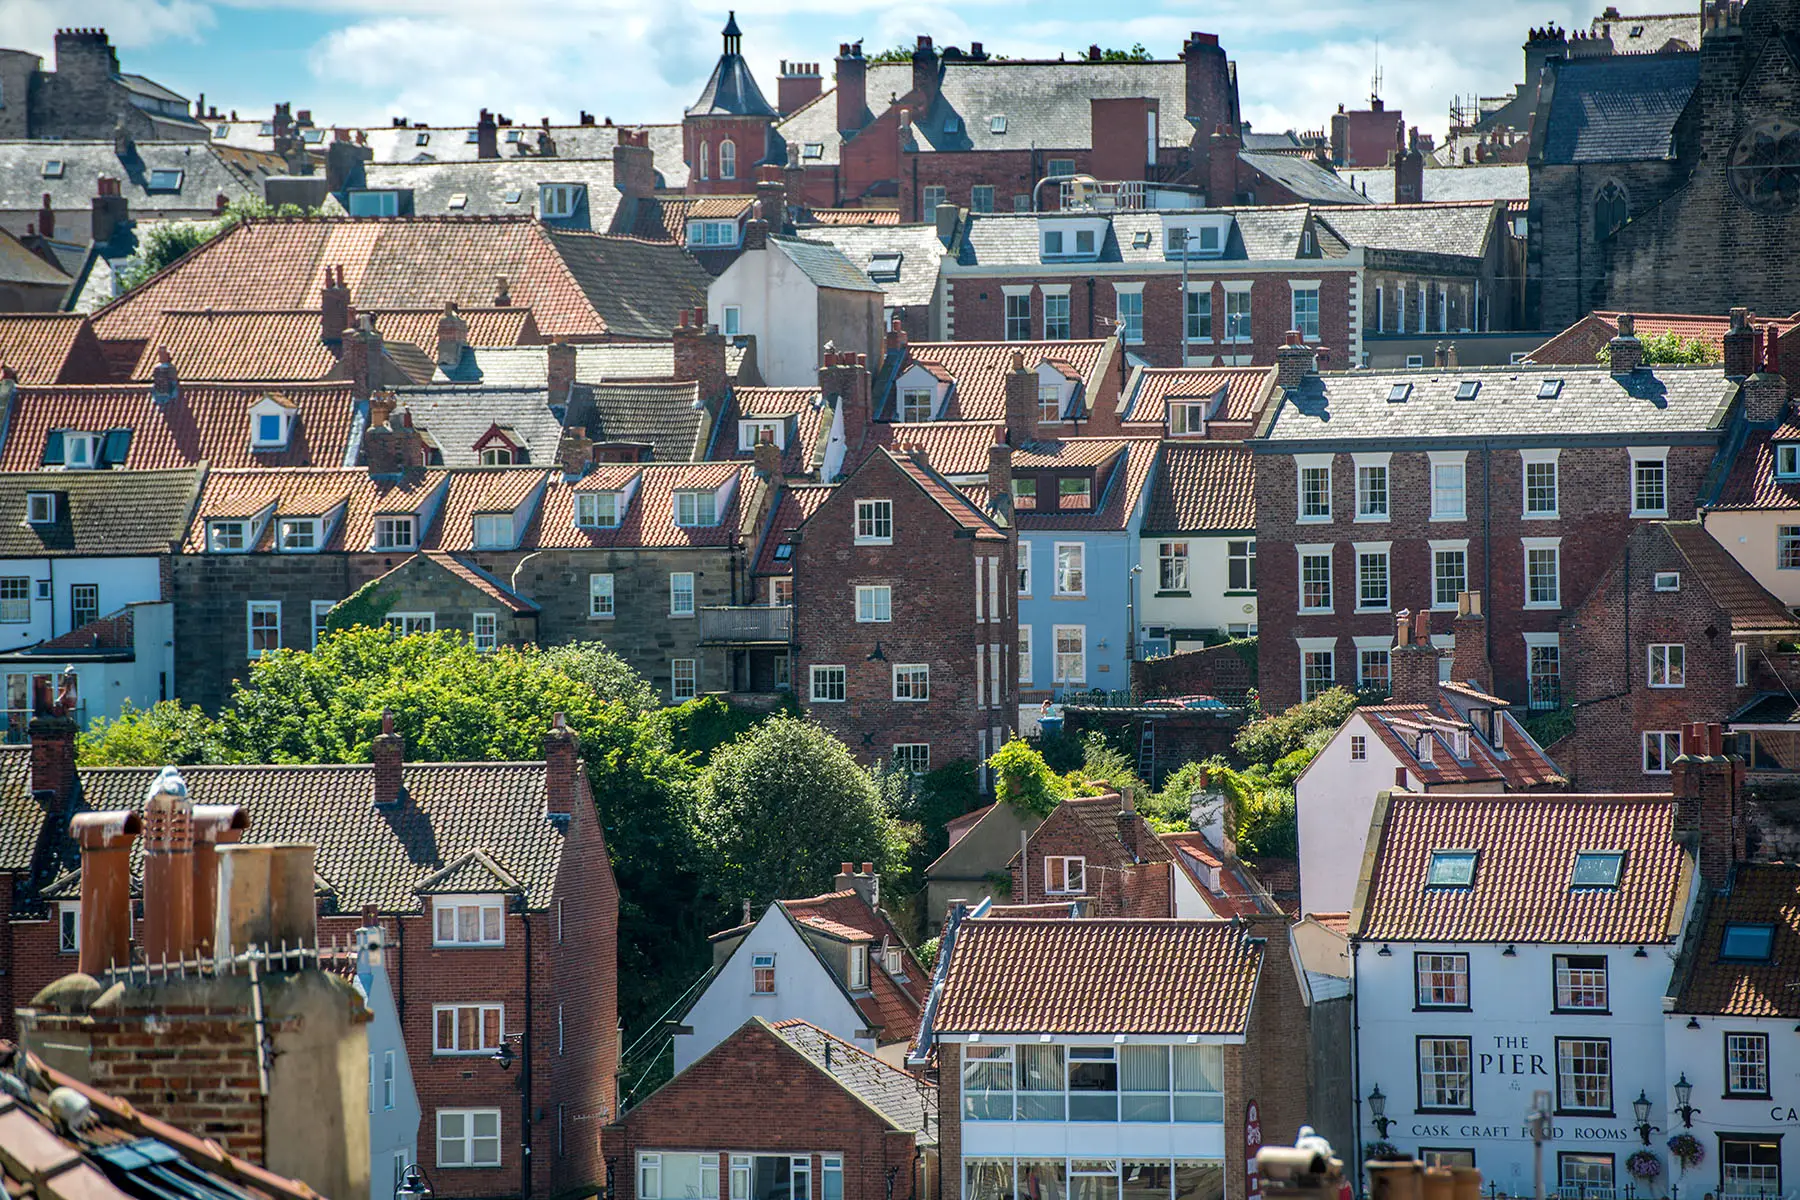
(1571, 851), (1624, 889)
(1014, 478), (1036, 510)
(25, 493), (54, 525)
(575, 492), (621, 529)
(62, 433), (100, 470)
(505, 129), (523, 143)
(898, 389), (934, 422)
(848, 943), (870, 990)
(261, 122), (276, 136)
(373, 516), (417, 550)
(481, 446), (514, 466)
(277, 518), (320, 552)
(1451, 729), (1469, 759)
(1132, 229), (1152, 250)
(539, 184), (583, 219)
(1416, 731), (1435, 764)
(674, 490), (718, 528)
(466, 129), (481, 143)
(208, 519), (251, 552)
(1041, 220), (1104, 261)
(472, 513), (513, 550)
(738, 420), (785, 451)
(1426, 850), (1478, 888)
(1058, 477), (1092, 509)
(1167, 219), (1228, 260)
(1169, 402), (1208, 436)
(687, 220), (739, 248)
(250, 400), (294, 450)
(1777, 443), (1800, 478)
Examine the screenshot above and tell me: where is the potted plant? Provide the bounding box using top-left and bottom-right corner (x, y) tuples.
(1667, 1134), (1704, 1170)
(1363, 1141), (1405, 1163)
(1627, 1151), (1664, 1182)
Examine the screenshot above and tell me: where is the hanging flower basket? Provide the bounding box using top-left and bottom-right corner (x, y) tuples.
(1667, 1134), (1704, 1169)
(1627, 1151), (1664, 1181)
(1364, 1141), (1406, 1163)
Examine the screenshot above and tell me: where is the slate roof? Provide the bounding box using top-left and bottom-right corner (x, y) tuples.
(0, 230), (73, 291)
(1353, 793), (1688, 944)
(77, 759), (574, 910)
(0, 468), (200, 556)
(1239, 151), (1370, 205)
(1015, 437), (1159, 533)
(583, 380), (710, 460)
(0, 381), (358, 470)
(441, 340), (747, 389)
(895, 340), (1108, 421)
(1711, 426), (1800, 510)
(1672, 863), (1800, 1016)
(1258, 363), (1735, 448)
(798, 224), (946, 309)
(772, 1021), (936, 1143)
(529, 462), (749, 550)
(0, 140), (279, 216)
(1537, 53), (1700, 164)
(393, 387), (568, 467)
(1591, 11), (1701, 53)
(1123, 366), (1272, 427)
(1315, 200), (1501, 260)
(1340, 164), (1530, 205)
(956, 207), (1326, 267)
(360, 158), (631, 228)
(359, 122), (636, 164)
(770, 237), (884, 293)
(1142, 442), (1255, 533)
(1658, 522), (1799, 634)
(0, 315), (107, 385)
(89, 217), (706, 343)
(688, 46), (777, 117)
(933, 917), (1264, 1035)
(0, 745), (42, 872)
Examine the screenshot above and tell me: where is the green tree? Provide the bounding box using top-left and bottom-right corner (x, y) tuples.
(869, 43), (913, 62)
(1094, 43), (1152, 61)
(77, 700), (233, 767)
(1232, 686), (1359, 767)
(987, 737), (1072, 815)
(537, 640), (663, 714)
(694, 715), (904, 908)
(1597, 330), (1720, 365)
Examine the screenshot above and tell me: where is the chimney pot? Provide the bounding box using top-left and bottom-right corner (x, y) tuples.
(71, 809), (142, 975)
(141, 765), (197, 963)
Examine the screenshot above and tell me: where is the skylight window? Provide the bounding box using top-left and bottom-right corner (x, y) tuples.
(990, 116), (1007, 135)
(1455, 380), (1481, 401)
(1538, 379), (1563, 399)
(1132, 230), (1151, 249)
(214, 124), (229, 138)
(774, 543), (794, 560)
(448, 192), (468, 210)
(505, 129), (522, 142)
(147, 169), (184, 192)
(1720, 922), (1775, 961)
(1426, 850), (1478, 888)
(259, 122), (274, 136)
(868, 252), (902, 281)
(303, 129), (326, 144)
(416, 132), (430, 146)
(42, 160), (63, 179)
(466, 129), (481, 143)
(944, 116), (961, 134)
(1386, 383), (1412, 403)
(1570, 851), (1624, 889)
(504, 189), (523, 204)
(803, 143), (824, 159)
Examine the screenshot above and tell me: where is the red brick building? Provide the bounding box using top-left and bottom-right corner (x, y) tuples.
(1, 703), (619, 1199)
(683, 15), (779, 197)
(791, 443), (1015, 775)
(604, 1018), (935, 1200)
(1248, 325), (1741, 710)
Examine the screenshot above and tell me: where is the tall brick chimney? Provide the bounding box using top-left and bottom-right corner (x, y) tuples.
(834, 861), (881, 910)
(29, 673), (79, 807)
(1208, 124), (1242, 208)
(1672, 720), (1746, 891)
(987, 442), (1014, 519)
(754, 432), (782, 480)
(477, 107), (499, 159)
(1389, 608), (1442, 705)
(545, 711), (579, 818)
(91, 176), (129, 247)
(320, 265), (350, 346)
(1447, 590), (1490, 693)
(341, 312), (383, 400)
(911, 36), (940, 106)
(1003, 349), (1040, 446)
(150, 346), (179, 405)
(362, 405), (427, 479)
(372, 708), (404, 807)
(70, 809), (140, 974)
(1608, 312), (1643, 375)
(1742, 322), (1791, 423)
(1183, 33), (1234, 150)
(674, 307), (727, 400)
(1392, 126), (1424, 204)
(547, 338), (577, 401)
(141, 764), (197, 963)
(820, 350), (872, 442)
(37, 192), (55, 241)
(778, 60), (823, 117)
(836, 42), (869, 135)
(742, 198), (771, 251)
(1722, 307), (1757, 378)
(756, 164), (789, 234)
(435, 302), (468, 370)
(1275, 329), (1316, 388)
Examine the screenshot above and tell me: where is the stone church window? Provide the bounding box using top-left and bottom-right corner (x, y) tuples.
(1593, 183), (1628, 241)
(1728, 118), (1800, 214)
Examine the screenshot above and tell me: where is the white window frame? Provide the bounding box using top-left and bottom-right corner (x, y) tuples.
(589, 573), (615, 619)
(277, 518), (320, 553)
(434, 897), (505, 946)
(1354, 453), (1391, 522)
(672, 658), (697, 701)
(1041, 285), (1072, 340)
(892, 663), (929, 701)
(1526, 631), (1562, 711)
(574, 491), (620, 529)
(1297, 543), (1334, 615)
(1223, 282), (1253, 343)
(1429, 451), (1468, 522)
(1779, 443), (1800, 480)
(432, 1003), (504, 1056)
(373, 516), (417, 551)
(738, 418), (785, 451)
(472, 513), (513, 550)
(1018, 624), (1033, 685)
(1052, 624), (1086, 684)
(472, 611), (499, 652)
(1643, 730), (1681, 774)
(1430, 539), (1470, 611)
(1289, 281), (1321, 341)
(311, 599), (335, 649)
(386, 612), (435, 635)
(436, 1108), (502, 1168)
(1298, 636), (1337, 702)
(674, 490), (718, 528)
(751, 952), (776, 993)
(669, 572), (696, 617)
(855, 499), (893, 545)
(897, 389), (935, 423)
(1296, 454), (1333, 523)
(1168, 402), (1208, 437)
(1003, 288), (1033, 341)
(855, 584), (893, 623)
(1354, 541), (1391, 613)
(1737, 641), (1749, 688)
(1044, 855), (1087, 894)
(1629, 448), (1669, 518)
(810, 664), (847, 703)
(1648, 643), (1686, 688)
(1017, 540), (1032, 597)
(1114, 282), (1144, 345)
(1523, 537), (1562, 609)
(58, 902), (79, 953)
(208, 519), (251, 553)
(1521, 448), (1561, 520)
(722, 305), (742, 337)
(25, 492), (54, 525)
(1054, 541), (1086, 597)
(247, 601), (281, 658)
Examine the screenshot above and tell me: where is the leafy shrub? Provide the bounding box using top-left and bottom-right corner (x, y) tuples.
(1233, 687), (1358, 766)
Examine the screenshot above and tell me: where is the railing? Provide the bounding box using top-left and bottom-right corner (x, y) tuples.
(1, 705), (87, 743)
(697, 605), (791, 644)
(1059, 178), (1146, 211)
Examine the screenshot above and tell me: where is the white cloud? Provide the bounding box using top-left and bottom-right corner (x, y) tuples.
(0, 0), (213, 58)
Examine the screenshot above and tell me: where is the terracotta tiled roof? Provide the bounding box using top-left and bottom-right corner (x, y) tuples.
(1530, 310), (1800, 366)
(1310, 911), (1351, 934)
(754, 485), (832, 574)
(781, 889), (928, 1044)
(1353, 793), (1688, 944)
(0, 381), (357, 471)
(884, 447), (1008, 540)
(719, 387), (828, 475)
(1124, 366), (1273, 426)
(868, 421), (1004, 476)
(808, 209), (902, 226)
(1356, 703), (1564, 790)
(1013, 440), (1123, 469)
(935, 917), (1264, 1035)
(422, 468), (550, 552)
(1159, 830), (1276, 918)
(1015, 437), (1159, 533)
(89, 217), (703, 343)
(1673, 863), (1800, 1016)
(183, 467), (445, 552)
(423, 552), (540, 612)
(1660, 522), (1800, 634)
(1143, 442), (1255, 533)
(529, 462), (749, 549)
(1032, 795), (1173, 876)
(899, 340), (1109, 421)
(34, 607), (137, 652)
(0, 314), (109, 385)
(1711, 427), (1800, 510)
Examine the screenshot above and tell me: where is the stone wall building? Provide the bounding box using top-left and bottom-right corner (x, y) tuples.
(0, 28), (208, 142)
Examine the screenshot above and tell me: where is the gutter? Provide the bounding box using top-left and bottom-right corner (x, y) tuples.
(907, 896), (989, 1067)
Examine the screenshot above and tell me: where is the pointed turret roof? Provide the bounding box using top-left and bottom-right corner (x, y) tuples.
(688, 10), (777, 118)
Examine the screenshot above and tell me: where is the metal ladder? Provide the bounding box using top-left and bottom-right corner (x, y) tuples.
(1137, 721), (1155, 784)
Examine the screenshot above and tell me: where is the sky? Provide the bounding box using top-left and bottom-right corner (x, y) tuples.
(3, 0), (1595, 141)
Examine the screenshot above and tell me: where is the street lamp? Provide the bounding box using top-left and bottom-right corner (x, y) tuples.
(1367, 1084), (1394, 1138)
(1674, 1073), (1701, 1128)
(395, 1164), (434, 1200)
(1631, 1089), (1660, 1145)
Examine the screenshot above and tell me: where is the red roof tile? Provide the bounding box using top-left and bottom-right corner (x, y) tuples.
(809, 209), (902, 226)
(1673, 862), (1800, 1016)
(900, 340), (1108, 421)
(1143, 442), (1255, 533)
(1660, 522), (1799, 634)
(1530, 310), (1800, 365)
(0, 314), (110, 386)
(883, 447), (1008, 540)
(1353, 793), (1688, 944)
(754, 485), (832, 574)
(423, 468), (551, 552)
(1124, 366), (1273, 426)
(1712, 427), (1800, 510)
(530, 462), (750, 549)
(1356, 702), (1564, 790)
(868, 421), (1005, 476)
(184, 467), (444, 552)
(720, 387), (829, 475)
(1015, 437), (1159, 532)
(0, 381), (356, 470)
(423, 551), (539, 612)
(781, 889), (929, 1042)
(936, 917), (1264, 1035)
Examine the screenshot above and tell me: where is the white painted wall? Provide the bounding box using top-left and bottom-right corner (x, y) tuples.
(1356, 941), (1676, 1192)
(1702, 511), (1800, 607)
(673, 908), (866, 1073)
(1137, 534), (1257, 647)
(710, 249), (821, 388)
(1664, 1013), (1800, 1198)
(1296, 712), (1410, 917)
(0, 555), (165, 651)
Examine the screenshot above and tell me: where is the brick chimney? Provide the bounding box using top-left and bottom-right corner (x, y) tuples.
(342, 312), (382, 400)
(1116, 787), (1141, 858)
(37, 192), (54, 241)
(362, 405), (427, 479)
(1393, 126), (1424, 204)
(1743, 322), (1791, 423)
(149, 346), (179, 405)
(836, 42), (869, 135)
(1207, 124), (1241, 208)
(558, 426), (595, 476)
(743, 198), (771, 252)
(911, 35), (941, 106)
(29, 673), (79, 808)
(1183, 33), (1234, 153)
(91, 176), (128, 247)
(756, 164), (789, 234)
(70, 809), (141, 974)
(372, 708), (404, 807)
(1003, 349), (1039, 446)
(674, 307), (728, 400)
(435, 302), (468, 369)
(545, 711), (579, 818)
(1607, 312), (1643, 375)
(987, 442), (1014, 519)
(1723, 307), (1757, 378)
(547, 337), (577, 401)
(1448, 590), (1490, 692)
(320, 265), (350, 346)
(753, 432), (782, 480)
(476, 107), (499, 159)
(885, 315), (908, 357)
(141, 764), (197, 963)
(834, 861), (880, 910)
(820, 349), (872, 440)
(778, 60), (823, 117)
(1672, 720), (1746, 890)
(1275, 329), (1315, 388)
(1389, 607), (1442, 705)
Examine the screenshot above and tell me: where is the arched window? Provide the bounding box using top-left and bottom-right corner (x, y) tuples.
(699, 141), (710, 181)
(1594, 182), (1628, 241)
(720, 139), (737, 180)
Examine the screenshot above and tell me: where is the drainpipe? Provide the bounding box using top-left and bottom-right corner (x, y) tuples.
(1350, 938), (1364, 1195)
(1482, 441), (1493, 680)
(1085, 277), (1096, 337)
(519, 891), (534, 1200)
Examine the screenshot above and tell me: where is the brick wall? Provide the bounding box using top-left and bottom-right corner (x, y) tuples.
(946, 272), (1355, 370)
(1224, 917), (1310, 1200)
(1008, 799), (1168, 915)
(684, 116), (774, 196)
(1131, 642), (1255, 700)
(1060, 708), (1245, 788)
(1253, 441), (1718, 710)
(602, 1020), (919, 1200)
